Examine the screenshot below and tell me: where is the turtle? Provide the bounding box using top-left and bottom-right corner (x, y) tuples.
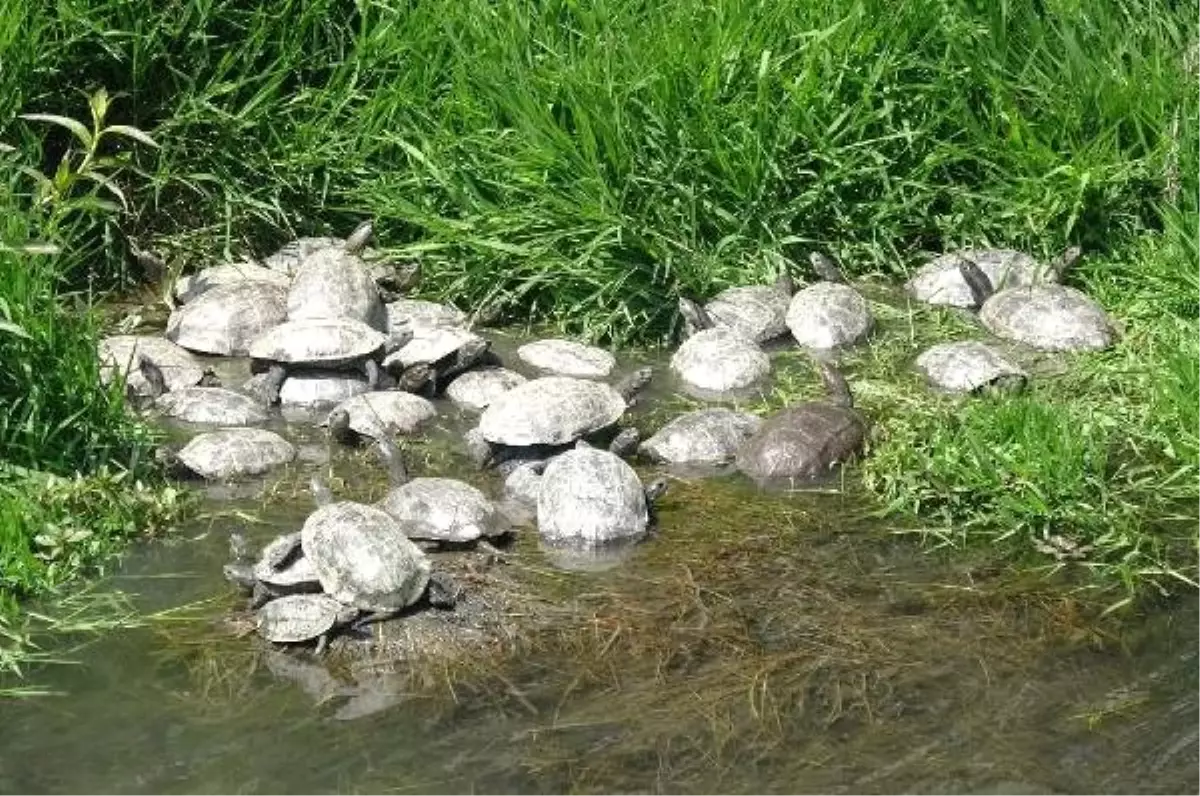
(671, 298), (771, 399)
(785, 253), (874, 350)
(516, 338), (616, 379)
(222, 530), (259, 594)
(261, 220), (373, 275)
(173, 261), (289, 305)
(959, 253), (1116, 352)
(166, 280), (289, 356)
(381, 327), (492, 395)
(251, 532), (324, 605)
(157, 428), (297, 480)
(502, 429), (645, 513)
(914, 340), (1028, 394)
(535, 446), (669, 549)
(99, 334), (212, 396)
(246, 318), (394, 405)
(385, 298), (468, 333)
(300, 473), (433, 612)
(277, 370), (373, 409)
(444, 367), (527, 412)
(906, 247), (1063, 309)
(287, 246), (388, 332)
(735, 359), (866, 485)
(256, 594), (360, 654)
(700, 273), (795, 343)
(324, 391), (437, 445)
(122, 354), (169, 411)
(473, 367), (654, 468)
(640, 408), (763, 466)
(373, 439), (510, 548)
(154, 386), (270, 425)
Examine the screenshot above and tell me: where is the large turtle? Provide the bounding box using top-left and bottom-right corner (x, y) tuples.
(700, 273), (795, 343)
(324, 391), (437, 445)
(785, 253), (874, 350)
(906, 247), (1066, 309)
(257, 594), (360, 654)
(915, 340), (1027, 394)
(516, 338), (616, 379)
(287, 246), (387, 332)
(386, 298), (468, 334)
(640, 408), (763, 467)
(276, 371), (373, 409)
(173, 261), (289, 305)
(300, 474), (432, 612)
(99, 335), (212, 396)
(735, 359), (866, 485)
(672, 298), (771, 399)
(381, 327), (492, 395)
(959, 252), (1116, 352)
(247, 318), (394, 404)
(444, 367), (527, 412)
(536, 445), (668, 549)
(158, 428), (297, 480)
(154, 386), (270, 425)
(166, 280), (289, 356)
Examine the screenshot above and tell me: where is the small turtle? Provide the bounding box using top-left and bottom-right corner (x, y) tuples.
(158, 428), (297, 480)
(915, 340), (1027, 394)
(374, 439), (510, 548)
(261, 220), (372, 273)
(300, 473), (432, 612)
(671, 298), (771, 399)
(444, 367), (527, 412)
(536, 446), (668, 549)
(385, 298), (468, 333)
(166, 281), (289, 356)
(906, 247), (1058, 309)
(501, 460), (549, 514)
(256, 594), (360, 654)
(700, 273), (795, 343)
(252, 532), (323, 605)
(325, 391), (437, 445)
(516, 339), (616, 379)
(785, 253), (874, 350)
(123, 355), (168, 411)
(287, 247), (388, 332)
(640, 408), (763, 466)
(154, 386), (270, 425)
(277, 370), (373, 409)
(735, 359), (866, 484)
(174, 261), (289, 304)
(99, 335), (209, 396)
(960, 252), (1116, 352)
(381, 328), (492, 395)
(247, 317), (393, 404)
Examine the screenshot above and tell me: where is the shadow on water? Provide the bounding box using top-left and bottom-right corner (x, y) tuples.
(2, 327), (1196, 794)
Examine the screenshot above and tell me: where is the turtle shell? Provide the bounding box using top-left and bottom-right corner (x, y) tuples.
(257, 594), (355, 643)
(377, 478), (507, 543)
(979, 285), (1115, 352)
(536, 447), (649, 547)
(640, 408), (763, 465)
(248, 318), (387, 369)
(176, 428), (297, 480)
(445, 367), (527, 412)
(670, 328), (770, 397)
(735, 402), (865, 484)
(382, 327), (484, 372)
(915, 341), (1027, 393)
(478, 376), (627, 447)
(261, 236), (344, 275)
(166, 281), (288, 356)
(517, 339), (616, 378)
(98, 335), (205, 395)
(287, 248), (387, 331)
(155, 386), (269, 425)
(325, 392), (437, 439)
(704, 285), (790, 343)
(278, 370), (371, 408)
(174, 261), (289, 304)
(907, 249), (1047, 308)
(385, 299), (467, 332)
(785, 283), (873, 350)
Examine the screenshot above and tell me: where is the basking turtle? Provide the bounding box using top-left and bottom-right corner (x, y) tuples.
(700, 273), (795, 343)
(287, 246), (387, 332)
(122, 354), (168, 411)
(99, 335), (210, 396)
(264, 222), (420, 300)
(385, 298), (468, 333)
(640, 408), (763, 466)
(536, 446), (668, 549)
(173, 261), (289, 304)
(516, 338), (616, 379)
(166, 280), (289, 356)
(381, 328), (492, 395)
(158, 428), (297, 480)
(500, 428), (643, 514)
(785, 253), (874, 350)
(473, 368), (653, 467)
(959, 252), (1116, 352)
(300, 473), (432, 612)
(252, 532), (323, 605)
(671, 298), (771, 399)
(915, 340), (1027, 394)
(906, 247), (1060, 309)
(154, 386), (270, 425)
(444, 367), (527, 412)
(735, 359), (866, 484)
(324, 391), (437, 445)
(247, 318), (393, 404)
(277, 371), (373, 409)
(257, 594), (360, 654)
(374, 439), (510, 548)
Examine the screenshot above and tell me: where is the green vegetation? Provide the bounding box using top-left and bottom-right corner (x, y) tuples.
(0, 0), (1194, 650)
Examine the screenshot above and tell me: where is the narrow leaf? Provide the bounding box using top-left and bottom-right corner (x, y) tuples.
(20, 113), (93, 149)
(101, 125), (159, 149)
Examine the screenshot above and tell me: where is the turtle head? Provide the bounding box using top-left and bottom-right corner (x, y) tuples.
(809, 251), (846, 284)
(198, 367), (222, 388)
(229, 529), (254, 562)
(614, 366), (654, 405)
(1049, 245), (1083, 281)
(137, 354), (167, 400)
(773, 270), (796, 296)
(327, 407), (354, 444)
(816, 359), (854, 409)
(396, 363), (434, 394)
(344, 220), (374, 254)
(263, 363), (287, 406)
(309, 472), (335, 507)
(374, 438), (410, 486)
(643, 477), (669, 505)
(677, 296), (713, 336)
(607, 426), (641, 458)
(956, 258), (995, 307)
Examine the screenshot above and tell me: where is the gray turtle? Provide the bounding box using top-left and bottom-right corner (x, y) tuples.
(915, 340), (1027, 394)
(536, 446), (668, 549)
(325, 391), (437, 445)
(374, 439), (510, 547)
(906, 247), (1058, 309)
(264, 222), (419, 300)
(256, 593), (360, 654)
(99, 335), (211, 396)
(444, 367), (527, 412)
(381, 327), (492, 395)
(385, 298), (468, 333)
(174, 261), (289, 304)
(640, 408), (763, 467)
(300, 474), (432, 612)
(154, 386), (270, 425)
(252, 532), (323, 605)
(516, 338), (616, 379)
(672, 298), (771, 399)
(247, 317), (394, 404)
(701, 273), (795, 343)
(277, 371), (372, 409)
(158, 428), (297, 480)
(735, 360), (866, 484)
(287, 247), (387, 332)
(166, 280), (289, 356)
(499, 428), (643, 515)
(785, 253), (874, 350)
(960, 251), (1116, 352)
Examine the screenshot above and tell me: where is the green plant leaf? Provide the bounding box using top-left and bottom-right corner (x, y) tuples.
(101, 125), (159, 149)
(19, 113), (93, 150)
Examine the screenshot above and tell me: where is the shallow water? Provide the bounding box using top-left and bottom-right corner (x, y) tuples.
(3, 324), (1197, 794)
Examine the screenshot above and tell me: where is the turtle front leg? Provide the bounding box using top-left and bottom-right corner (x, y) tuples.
(364, 358), (381, 391)
(264, 363), (287, 406)
(315, 632), (329, 656)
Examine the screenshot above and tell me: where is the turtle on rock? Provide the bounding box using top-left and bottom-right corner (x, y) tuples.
(325, 391), (438, 446)
(906, 246), (1071, 309)
(257, 594), (360, 655)
(286, 233), (388, 332)
(165, 280), (289, 356)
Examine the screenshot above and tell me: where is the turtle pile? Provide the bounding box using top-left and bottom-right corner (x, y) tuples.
(99, 222), (1118, 652)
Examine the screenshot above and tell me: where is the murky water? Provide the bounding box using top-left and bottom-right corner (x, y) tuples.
(2, 328), (1196, 794)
